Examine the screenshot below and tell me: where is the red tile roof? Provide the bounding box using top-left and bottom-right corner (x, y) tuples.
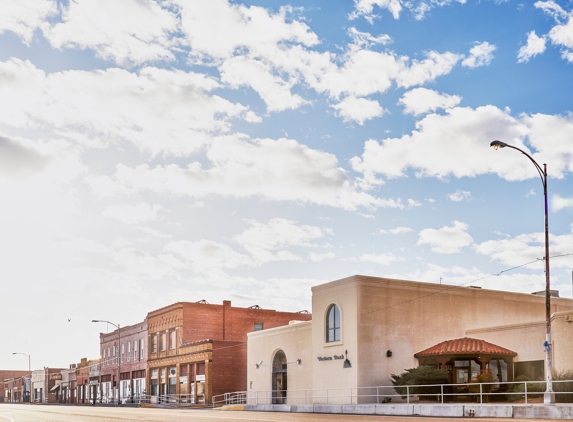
(415, 337), (517, 357)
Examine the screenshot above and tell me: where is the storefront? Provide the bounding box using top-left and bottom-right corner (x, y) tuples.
(247, 275), (573, 403)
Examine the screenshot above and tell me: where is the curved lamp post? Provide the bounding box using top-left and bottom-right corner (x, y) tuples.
(490, 140), (555, 405)
(12, 352), (31, 402)
(92, 320), (121, 405)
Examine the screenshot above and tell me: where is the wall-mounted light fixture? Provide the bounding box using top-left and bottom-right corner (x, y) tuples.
(296, 359), (301, 365)
(386, 350), (392, 357)
(255, 359), (263, 369)
(343, 350), (352, 368)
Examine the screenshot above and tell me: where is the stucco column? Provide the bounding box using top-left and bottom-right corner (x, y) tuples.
(503, 358), (514, 381)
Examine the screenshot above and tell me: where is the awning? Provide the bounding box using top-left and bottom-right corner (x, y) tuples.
(50, 384), (60, 392)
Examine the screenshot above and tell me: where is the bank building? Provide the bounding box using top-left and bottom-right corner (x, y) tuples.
(247, 275), (573, 403)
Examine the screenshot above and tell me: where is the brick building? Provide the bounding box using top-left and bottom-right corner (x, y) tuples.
(31, 367), (65, 403)
(146, 300), (311, 404)
(98, 320), (147, 402)
(75, 357), (92, 404)
(1, 370), (28, 403)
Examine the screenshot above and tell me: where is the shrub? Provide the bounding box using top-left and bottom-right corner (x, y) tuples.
(553, 370), (573, 403)
(391, 366), (450, 399)
(468, 370), (497, 394)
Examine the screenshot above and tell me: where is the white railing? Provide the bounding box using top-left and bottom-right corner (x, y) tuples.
(212, 379), (573, 407)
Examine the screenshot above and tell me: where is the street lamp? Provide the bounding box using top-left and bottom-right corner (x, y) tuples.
(92, 320), (121, 405)
(490, 140), (555, 405)
(12, 352), (31, 403)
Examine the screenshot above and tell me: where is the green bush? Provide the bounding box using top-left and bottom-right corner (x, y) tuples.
(391, 366), (450, 399)
(468, 370), (497, 394)
(553, 370), (573, 403)
(506, 375), (546, 401)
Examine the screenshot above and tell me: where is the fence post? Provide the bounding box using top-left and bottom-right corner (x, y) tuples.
(441, 384), (444, 404)
(326, 389), (329, 404)
(377, 386), (380, 404)
(480, 383), (482, 405)
(525, 382), (528, 405)
(406, 386), (410, 405)
(305, 389), (307, 405)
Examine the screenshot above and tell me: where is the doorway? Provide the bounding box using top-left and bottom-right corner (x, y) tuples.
(272, 350), (287, 404)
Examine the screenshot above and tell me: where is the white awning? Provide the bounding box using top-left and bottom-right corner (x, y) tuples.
(50, 384), (60, 392)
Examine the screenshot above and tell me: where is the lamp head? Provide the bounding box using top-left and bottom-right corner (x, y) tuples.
(490, 140), (507, 150)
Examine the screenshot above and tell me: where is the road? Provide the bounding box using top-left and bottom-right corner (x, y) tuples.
(0, 405), (569, 422)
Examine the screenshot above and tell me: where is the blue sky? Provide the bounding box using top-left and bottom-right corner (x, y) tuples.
(1, 0), (572, 370)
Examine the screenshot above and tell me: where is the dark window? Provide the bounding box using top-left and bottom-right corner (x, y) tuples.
(254, 322), (263, 331)
(326, 304), (340, 342)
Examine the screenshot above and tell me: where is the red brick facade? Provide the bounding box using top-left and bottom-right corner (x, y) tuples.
(146, 300), (311, 404)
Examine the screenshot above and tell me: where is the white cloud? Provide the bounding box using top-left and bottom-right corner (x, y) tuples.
(347, 27), (392, 49)
(0, 0), (56, 44)
(531, 1), (573, 63)
(399, 88), (461, 116)
(475, 225), (573, 269)
(448, 190), (472, 202)
(350, 105), (573, 187)
(352, 252), (403, 265)
(0, 59), (250, 156)
(103, 202), (162, 224)
(164, 239), (253, 273)
(332, 96), (386, 124)
(349, 0), (402, 21)
(461, 42), (496, 68)
(389, 227), (413, 234)
(43, 0), (178, 66)
(234, 218), (327, 263)
(518, 31), (547, 63)
(417, 220), (474, 253)
(308, 251), (336, 262)
(86, 136), (403, 210)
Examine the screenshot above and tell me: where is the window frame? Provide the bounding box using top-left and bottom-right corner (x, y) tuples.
(325, 304), (341, 343)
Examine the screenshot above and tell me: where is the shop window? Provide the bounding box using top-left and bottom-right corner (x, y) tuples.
(170, 331), (176, 350)
(488, 359), (508, 382)
(254, 322), (263, 331)
(326, 304), (341, 343)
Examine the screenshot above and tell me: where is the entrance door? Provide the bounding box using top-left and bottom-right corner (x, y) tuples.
(272, 350), (287, 404)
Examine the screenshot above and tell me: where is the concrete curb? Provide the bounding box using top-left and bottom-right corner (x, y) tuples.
(240, 403), (573, 419)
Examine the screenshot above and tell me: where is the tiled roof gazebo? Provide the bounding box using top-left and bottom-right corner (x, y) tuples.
(415, 337), (517, 383)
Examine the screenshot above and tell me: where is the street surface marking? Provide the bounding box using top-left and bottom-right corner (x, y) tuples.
(0, 416), (15, 422)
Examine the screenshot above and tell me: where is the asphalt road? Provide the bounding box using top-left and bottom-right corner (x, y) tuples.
(0, 405), (569, 422)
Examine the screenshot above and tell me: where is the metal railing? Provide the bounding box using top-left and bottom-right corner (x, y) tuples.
(212, 379), (573, 407)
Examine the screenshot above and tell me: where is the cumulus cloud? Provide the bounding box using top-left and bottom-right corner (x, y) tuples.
(349, 0), (466, 22)
(399, 88), (461, 115)
(42, 0), (178, 66)
(351, 252), (404, 265)
(350, 105), (573, 188)
(518, 31), (547, 62)
(475, 225), (573, 269)
(234, 218), (327, 263)
(390, 227), (414, 234)
(448, 190), (472, 202)
(0, 0), (56, 44)
(528, 1), (573, 63)
(103, 202), (162, 224)
(308, 251), (336, 262)
(332, 96), (386, 124)
(85, 136), (403, 210)
(461, 42), (496, 68)
(0, 59), (251, 156)
(164, 239), (252, 273)
(417, 221), (474, 253)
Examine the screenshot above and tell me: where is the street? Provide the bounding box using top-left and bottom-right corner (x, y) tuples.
(0, 405), (570, 422)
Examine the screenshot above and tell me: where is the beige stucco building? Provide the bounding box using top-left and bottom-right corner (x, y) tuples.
(247, 275), (573, 403)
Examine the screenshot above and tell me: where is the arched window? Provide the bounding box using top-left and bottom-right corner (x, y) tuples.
(326, 304), (340, 342)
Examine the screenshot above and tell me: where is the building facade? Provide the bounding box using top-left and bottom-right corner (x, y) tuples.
(1, 370), (29, 403)
(146, 300), (311, 404)
(248, 275), (573, 403)
(31, 368), (65, 403)
(98, 320), (147, 402)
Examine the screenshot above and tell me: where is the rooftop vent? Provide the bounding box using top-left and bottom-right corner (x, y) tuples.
(531, 290), (559, 297)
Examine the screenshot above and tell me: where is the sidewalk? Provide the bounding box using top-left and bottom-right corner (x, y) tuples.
(241, 403), (573, 419)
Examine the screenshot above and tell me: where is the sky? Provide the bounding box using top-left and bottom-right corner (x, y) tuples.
(1, 0), (572, 371)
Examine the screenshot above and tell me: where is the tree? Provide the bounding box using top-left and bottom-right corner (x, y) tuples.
(391, 366), (450, 399)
